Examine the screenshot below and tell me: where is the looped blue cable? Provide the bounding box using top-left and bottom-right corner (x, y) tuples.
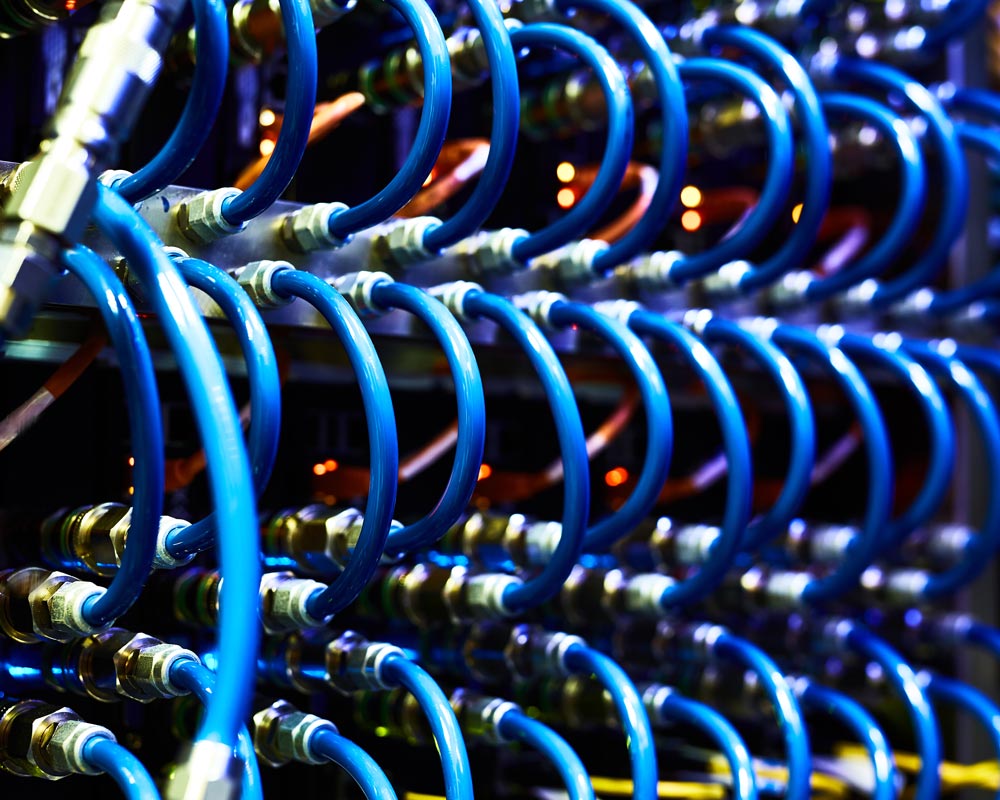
(796, 680), (896, 800)
(367, 280), (485, 554)
(552, 0), (687, 273)
(964, 620), (1000, 660)
(943, 86), (1000, 122)
(82, 736), (161, 800)
(626, 310), (751, 605)
(667, 58), (794, 283)
(327, 0), (451, 240)
(828, 58), (967, 309)
(497, 709), (595, 800)
(508, 23), (633, 264)
(906, 342), (1000, 597)
(652, 690), (757, 800)
(768, 324), (893, 603)
(460, 289), (588, 612)
(839, 622), (940, 800)
(698, 317), (815, 552)
(165, 256), (282, 561)
(699, 26), (832, 293)
(310, 727), (399, 800)
(267, 270), (398, 618)
(93, 186), (259, 757)
(59, 247), (162, 626)
(709, 628), (811, 800)
(836, 332), (954, 552)
(805, 93), (927, 302)
(563, 643), (657, 800)
(420, 0), (517, 251)
(112, 0), (228, 203)
(921, 0), (991, 48)
(546, 301), (671, 552)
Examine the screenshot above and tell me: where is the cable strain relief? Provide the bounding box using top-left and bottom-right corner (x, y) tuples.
(50, 721), (115, 776)
(468, 573), (523, 619)
(530, 239), (609, 287)
(154, 517), (196, 569)
(628, 250), (684, 293)
(98, 169), (133, 191)
(458, 228), (529, 278)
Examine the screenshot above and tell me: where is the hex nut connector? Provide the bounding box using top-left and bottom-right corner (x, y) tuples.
(426, 280), (484, 322)
(28, 572), (110, 642)
(259, 572), (330, 635)
(45, 719), (114, 777)
(233, 260), (294, 310)
(450, 689), (518, 744)
(281, 202), (350, 252)
(458, 228), (528, 277)
(325, 632), (404, 694)
(369, 217), (441, 272)
(175, 187), (247, 244)
(329, 271), (394, 316)
(114, 633), (198, 702)
(529, 239), (609, 287)
(0, 699), (97, 779)
(252, 700), (336, 768)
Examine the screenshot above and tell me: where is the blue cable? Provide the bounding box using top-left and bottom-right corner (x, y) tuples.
(267, 269), (398, 617)
(627, 310), (751, 605)
(420, 0), (517, 251)
(380, 654), (473, 800)
(904, 342), (1000, 597)
(369, 280), (484, 554)
(60, 247), (163, 625)
(461, 289), (588, 613)
(805, 93), (927, 301)
(563, 643), (657, 800)
(553, 0), (687, 273)
(328, 0), (451, 240)
(112, 0), (229, 202)
(924, 672), (1000, 800)
(841, 623), (940, 800)
(165, 255), (282, 561)
(93, 186), (259, 756)
(668, 58), (794, 282)
(82, 736), (160, 800)
(837, 332), (954, 552)
(698, 317), (815, 552)
(945, 86), (1000, 122)
(710, 629), (811, 800)
(548, 301), (671, 552)
(310, 727), (399, 800)
(221, 0), (317, 225)
(654, 690), (758, 800)
(497, 709), (595, 800)
(169, 658), (263, 800)
(921, 0), (991, 48)
(829, 58), (968, 309)
(797, 681), (896, 800)
(769, 325), (893, 603)
(699, 26), (832, 293)
(964, 621), (1000, 660)
(508, 23), (633, 264)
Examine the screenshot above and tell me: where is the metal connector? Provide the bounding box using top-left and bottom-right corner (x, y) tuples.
(329, 271), (394, 316)
(622, 573), (674, 617)
(504, 625), (586, 679)
(28, 572), (110, 642)
(232, 260), (294, 309)
(252, 700), (336, 768)
(263, 506), (367, 575)
(625, 250), (684, 294)
(166, 739), (241, 800)
(511, 290), (567, 330)
(450, 688), (519, 744)
(0, 699), (111, 779)
(529, 239), (609, 287)
(369, 218), (442, 271)
(114, 634), (198, 702)
(426, 281), (484, 322)
(457, 228), (528, 277)
(258, 571), (330, 635)
(280, 202), (350, 252)
(324, 633), (405, 694)
(175, 188), (247, 244)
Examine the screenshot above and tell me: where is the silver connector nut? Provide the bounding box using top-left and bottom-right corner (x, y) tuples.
(624, 573), (674, 617)
(98, 169), (134, 190)
(511, 290), (567, 330)
(233, 260), (294, 309)
(329, 270), (394, 316)
(763, 571), (813, 609)
(252, 700), (336, 768)
(115, 636), (199, 701)
(699, 260), (753, 301)
(259, 572), (331, 635)
(523, 520), (562, 567)
(426, 281), (484, 322)
(464, 573), (523, 619)
(371, 217), (442, 271)
(29, 572), (111, 642)
(46, 721), (114, 776)
(154, 517), (196, 569)
(530, 239), (609, 287)
(592, 298), (641, 326)
(459, 228), (528, 277)
(166, 739), (241, 800)
(281, 202), (350, 253)
(176, 188), (246, 244)
(766, 270), (814, 311)
(626, 250), (684, 293)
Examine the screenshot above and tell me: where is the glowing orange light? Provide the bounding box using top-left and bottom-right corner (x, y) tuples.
(557, 188), (576, 209)
(128, 457), (135, 467)
(605, 467), (629, 487)
(128, 486), (134, 496)
(680, 185), (702, 208)
(478, 463), (493, 481)
(422, 169), (436, 188)
(313, 463), (327, 476)
(323, 459), (339, 472)
(556, 162), (576, 183)
(259, 109), (277, 128)
(791, 203), (803, 223)
(259, 139), (275, 157)
(680, 209), (702, 231)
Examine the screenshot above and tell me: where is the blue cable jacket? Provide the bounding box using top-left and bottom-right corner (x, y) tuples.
(421, 0), (517, 251)
(381, 655), (473, 800)
(169, 658), (263, 800)
(668, 58), (794, 282)
(564, 644), (657, 800)
(699, 26), (832, 293)
(549, 302), (672, 552)
(165, 256), (282, 560)
(508, 23), (633, 264)
(843, 624), (940, 800)
(805, 94), (927, 301)
(221, 0), (317, 225)
(770, 325), (892, 603)
(60, 247), (163, 625)
(699, 318), (815, 552)
(838, 332), (954, 551)
(462, 290), (588, 613)
(798, 681), (896, 800)
(267, 270), (398, 618)
(922, 0), (991, 47)
(93, 186), (259, 753)
(553, 0), (687, 273)
(113, 0), (229, 202)
(907, 343), (1000, 597)
(371, 280), (485, 553)
(628, 311), (751, 605)
(82, 737), (161, 800)
(310, 727), (399, 800)
(965, 621), (1000, 660)
(925, 672), (1000, 800)
(655, 691), (758, 800)
(947, 86), (1000, 121)
(498, 710), (595, 800)
(830, 58), (967, 308)
(328, 0), (451, 239)
(711, 630), (811, 800)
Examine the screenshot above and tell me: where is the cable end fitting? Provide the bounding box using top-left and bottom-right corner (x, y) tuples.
(450, 689), (519, 744)
(623, 250), (684, 294)
(329, 271), (394, 316)
(624, 573), (675, 617)
(426, 280), (485, 322)
(370, 217), (442, 271)
(890, 288), (937, 322)
(166, 739), (241, 800)
(0, 700), (108, 779)
(507, 625), (587, 679)
(115, 637), (199, 702)
(765, 270), (814, 311)
(641, 683), (675, 724)
(835, 279), (880, 318)
(325, 634), (406, 693)
(511, 290), (567, 330)
(592, 298), (642, 326)
(530, 239), (609, 287)
(29, 572), (111, 642)
(0, 221), (63, 338)
(699, 260), (754, 302)
(155, 517), (196, 569)
(175, 188), (246, 244)
(280, 202), (350, 253)
(233, 260), (295, 309)
(458, 228), (528, 278)
(252, 700), (336, 768)
(259, 572), (332, 635)
(97, 169), (134, 191)
(465, 573), (523, 620)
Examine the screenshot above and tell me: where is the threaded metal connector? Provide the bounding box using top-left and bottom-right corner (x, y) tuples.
(28, 572), (110, 642)
(325, 633), (405, 694)
(166, 739), (241, 800)
(369, 217), (442, 271)
(280, 202), (350, 252)
(233, 260), (294, 309)
(175, 187), (246, 243)
(114, 635), (198, 702)
(625, 250), (684, 293)
(457, 228), (528, 277)
(328, 271), (394, 316)
(530, 239), (609, 287)
(259, 572), (331, 635)
(511, 290), (567, 329)
(252, 700), (336, 768)
(426, 281), (484, 322)
(450, 688), (519, 744)
(592, 298), (641, 326)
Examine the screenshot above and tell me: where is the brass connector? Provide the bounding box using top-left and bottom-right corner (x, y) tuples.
(27, 571), (109, 642)
(0, 699), (112, 779)
(172, 568), (222, 628)
(449, 688), (518, 744)
(263, 505), (366, 575)
(41, 503), (130, 577)
(0, 567), (51, 643)
(324, 632), (403, 694)
(252, 700), (335, 768)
